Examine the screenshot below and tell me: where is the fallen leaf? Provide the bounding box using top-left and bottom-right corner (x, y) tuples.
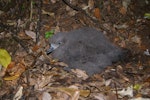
(54, 61), (68, 67)
(42, 9), (55, 17)
(32, 45), (40, 52)
(117, 86), (133, 97)
(122, 0), (131, 10)
(43, 0), (50, 4)
(25, 30), (36, 42)
(13, 86), (23, 100)
(144, 13), (150, 19)
(119, 7), (127, 15)
(88, 0), (94, 10)
(7, 61), (26, 76)
(133, 84), (142, 91)
(0, 49), (11, 68)
(7, 62), (15, 70)
(34, 75), (53, 90)
(58, 87), (90, 97)
(50, 0), (57, 4)
(3, 74), (20, 81)
(71, 69), (89, 80)
(113, 24), (128, 29)
(42, 92), (52, 100)
(94, 92), (117, 100)
(56, 91), (70, 100)
(105, 79), (112, 86)
(0, 67), (6, 77)
(116, 65), (129, 81)
(131, 35), (141, 44)
(80, 89), (90, 97)
(94, 93), (106, 100)
(18, 31), (28, 39)
(72, 90), (80, 100)
(94, 8), (101, 20)
(129, 97), (150, 100)
(6, 20), (16, 26)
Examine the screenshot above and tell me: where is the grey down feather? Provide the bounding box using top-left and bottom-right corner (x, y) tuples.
(47, 27), (124, 75)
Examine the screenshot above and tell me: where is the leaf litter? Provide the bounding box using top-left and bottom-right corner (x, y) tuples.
(0, 0), (150, 99)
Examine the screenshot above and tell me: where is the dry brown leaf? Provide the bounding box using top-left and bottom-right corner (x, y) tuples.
(25, 30), (36, 42)
(80, 89), (91, 97)
(54, 61), (68, 67)
(94, 93), (107, 100)
(94, 92), (117, 100)
(94, 8), (101, 20)
(7, 62), (15, 70)
(0, 88), (8, 97)
(122, 0), (131, 10)
(3, 74), (20, 81)
(50, 0), (57, 4)
(119, 7), (127, 15)
(34, 75), (53, 89)
(71, 69), (89, 80)
(0, 67), (6, 77)
(13, 62), (25, 76)
(58, 87), (78, 97)
(18, 31), (29, 39)
(106, 92), (117, 100)
(54, 25), (60, 33)
(58, 87), (90, 97)
(13, 86), (23, 100)
(56, 91), (70, 100)
(131, 35), (141, 44)
(72, 91), (80, 100)
(113, 24), (128, 29)
(6, 60), (26, 79)
(42, 10), (55, 17)
(105, 79), (112, 86)
(116, 65), (129, 82)
(42, 92), (52, 100)
(43, 0), (50, 4)
(88, 0), (94, 10)
(32, 45), (40, 52)
(119, 40), (126, 48)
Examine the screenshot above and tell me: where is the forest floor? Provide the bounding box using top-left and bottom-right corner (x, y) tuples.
(0, 0), (150, 100)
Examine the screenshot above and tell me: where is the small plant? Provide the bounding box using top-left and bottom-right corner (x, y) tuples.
(144, 13), (150, 19)
(45, 30), (54, 39)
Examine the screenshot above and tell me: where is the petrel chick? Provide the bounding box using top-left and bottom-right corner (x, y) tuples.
(47, 27), (124, 76)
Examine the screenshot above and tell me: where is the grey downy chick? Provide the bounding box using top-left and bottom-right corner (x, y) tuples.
(47, 27), (123, 76)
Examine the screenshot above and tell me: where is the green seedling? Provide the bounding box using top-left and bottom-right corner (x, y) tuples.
(45, 30), (54, 39)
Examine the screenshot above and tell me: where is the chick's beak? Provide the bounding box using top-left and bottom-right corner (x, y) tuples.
(46, 43), (59, 54)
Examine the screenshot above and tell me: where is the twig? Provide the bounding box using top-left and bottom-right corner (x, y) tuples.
(114, 82), (119, 100)
(62, 0), (108, 32)
(12, 34), (29, 53)
(30, 0), (33, 21)
(35, 0), (42, 43)
(62, 0), (98, 23)
(0, 22), (29, 53)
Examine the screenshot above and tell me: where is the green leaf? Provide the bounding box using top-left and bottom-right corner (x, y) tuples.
(45, 30), (54, 39)
(133, 84), (141, 90)
(144, 13), (150, 19)
(0, 49), (11, 68)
